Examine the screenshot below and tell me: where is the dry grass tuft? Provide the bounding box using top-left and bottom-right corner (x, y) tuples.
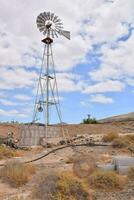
(128, 167), (134, 180)
(89, 170), (127, 190)
(0, 145), (25, 160)
(102, 133), (119, 142)
(124, 134), (134, 145)
(0, 161), (36, 187)
(0, 145), (16, 160)
(112, 134), (134, 148)
(112, 138), (127, 148)
(33, 171), (93, 200)
(73, 153), (96, 178)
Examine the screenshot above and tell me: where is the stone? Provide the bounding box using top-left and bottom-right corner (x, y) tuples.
(97, 164), (115, 171)
(112, 156), (134, 175)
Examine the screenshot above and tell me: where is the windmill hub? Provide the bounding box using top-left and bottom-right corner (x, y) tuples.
(45, 20), (53, 29)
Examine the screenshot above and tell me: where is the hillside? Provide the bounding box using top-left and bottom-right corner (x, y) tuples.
(99, 112), (134, 123)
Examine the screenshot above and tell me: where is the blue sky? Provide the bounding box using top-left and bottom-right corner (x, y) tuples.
(0, 0), (134, 124)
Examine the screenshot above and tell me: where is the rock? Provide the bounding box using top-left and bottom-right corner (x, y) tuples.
(97, 163), (115, 171)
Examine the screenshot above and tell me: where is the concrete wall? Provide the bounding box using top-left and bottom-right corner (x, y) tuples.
(19, 125), (62, 146)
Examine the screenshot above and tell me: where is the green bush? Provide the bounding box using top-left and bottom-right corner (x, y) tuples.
(82, 115), (98, 124)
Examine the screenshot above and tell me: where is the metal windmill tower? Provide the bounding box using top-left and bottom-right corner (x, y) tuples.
(32, 11), (70, 138)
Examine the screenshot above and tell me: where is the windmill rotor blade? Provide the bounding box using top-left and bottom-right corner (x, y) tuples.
(36, 18), (43, 25)
(53, 15), (59, 23)
(43, 30), (47, 36)
(56, 22), (63, 26)
(47, 11), (51, 20)
(55, 26), (63, 30)
(54, 18), (62, 23)
(37, 24), (45, 29)
(55, 24), (63, 28)
(43, 12), (49, 20)
(37, 25), (45, 31)
(40, 13), (47, 21)
(37, 22), (45, 27)
(54, 30), (59, 38)
(50, 13), (54, 21)
(39, 27), (46, 32)
(51, 30), (55, 38)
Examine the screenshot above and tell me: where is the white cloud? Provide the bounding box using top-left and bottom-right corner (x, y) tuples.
(0, 0), (134, 81)
(83, 0), (134, 43)
(0, 92), (7, 98)
(0, 108), (28, 118)
(0, 99), (16, 106)
(14, 94), (31, 101)
(0, 67), (38, 90)
(90, 94), (113, 104)
(89, 31), (134, 85)
(81, 94), (113, 106)
(56, 73), (86, 92)
(83, 80), (125, 94)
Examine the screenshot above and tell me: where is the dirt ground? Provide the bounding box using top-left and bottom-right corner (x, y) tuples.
(0, 121), (134, 200)
(0, 145), (134, 200)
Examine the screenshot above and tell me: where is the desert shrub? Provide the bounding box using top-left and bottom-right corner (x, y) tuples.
(0, 145), (16, 160)
(89, 170), (126, 190)
(112, 134), (134, 148)
(0, 161), (36, 187)
(112, 138), (127, 148)
(33, 171), (92, 200)
(128, 167), (134, 180)
(124, 135), (134, 145)
(102, 133), (119, 142)
(72, 153), (96, 178)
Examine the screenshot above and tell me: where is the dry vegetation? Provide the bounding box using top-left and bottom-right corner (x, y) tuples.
(74, 156), (96, 178)
(0, 161), (36, 187)
(102, 132), (119, 142)
(0, 145), (25, 160)
(0, 145), (16, 160)
(89, 170), (127, 190)
(103, 133), (134, 149)
(112, 138), (127, 148)
(128, 167), (134, 180)
(33, 171), (93, 200)
(112, 134), (134, 148)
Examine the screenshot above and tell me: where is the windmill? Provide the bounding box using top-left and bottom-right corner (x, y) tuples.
(32, 11), (70, 139)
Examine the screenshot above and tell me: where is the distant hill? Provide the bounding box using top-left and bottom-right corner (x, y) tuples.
(99, 112), (134, 123)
